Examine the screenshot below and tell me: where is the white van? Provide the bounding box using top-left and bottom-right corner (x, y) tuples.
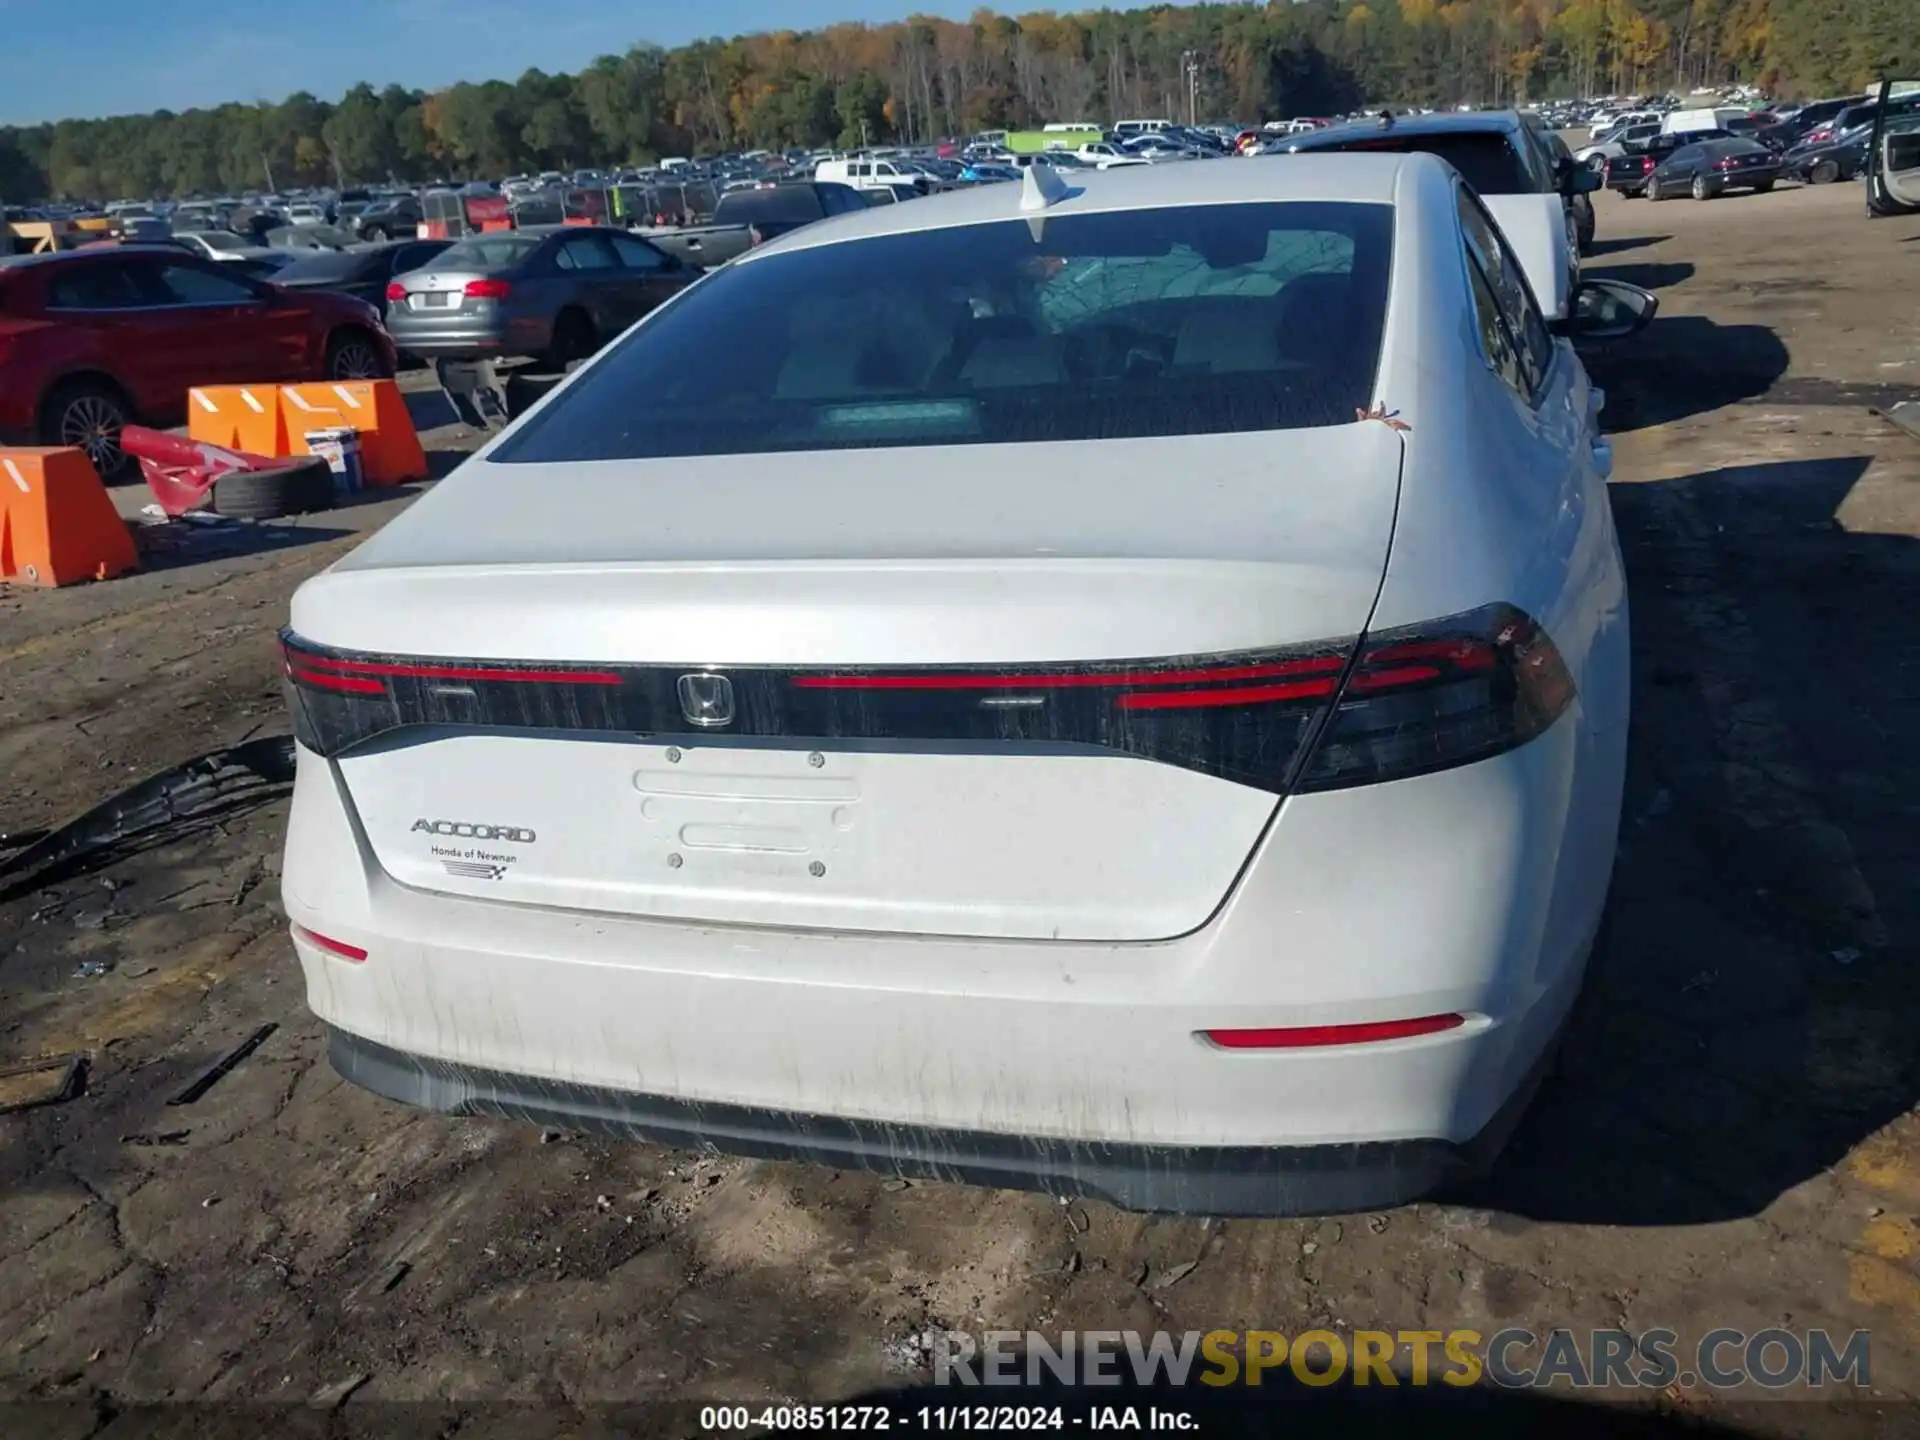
(1663, 107), (1748, 136)
(1114, 119), (1172, 137)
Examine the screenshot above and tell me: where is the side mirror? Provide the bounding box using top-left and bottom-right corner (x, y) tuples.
(1566, 278), (1658, 341)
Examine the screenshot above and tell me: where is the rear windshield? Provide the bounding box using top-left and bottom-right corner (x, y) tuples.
(438, 235), (540, 269)
(714, 187), (822, 225)
(1302, 132), (1530, 194)
(492, 200), (1391, 462)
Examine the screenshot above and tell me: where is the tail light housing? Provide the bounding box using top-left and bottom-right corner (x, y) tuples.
(385, 282), (407, 301)
(281, 603), (1575, 794)
(1292, 605), (1575, 791)
(463, 278), (511, 300)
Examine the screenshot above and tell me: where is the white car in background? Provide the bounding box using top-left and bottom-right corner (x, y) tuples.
(281, 155), (1652, 1215)
(1577, 120), (1663, 167)
(172, 229), (283, 266)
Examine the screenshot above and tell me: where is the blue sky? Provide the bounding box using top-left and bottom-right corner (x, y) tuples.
(0, 0), (1003, 125)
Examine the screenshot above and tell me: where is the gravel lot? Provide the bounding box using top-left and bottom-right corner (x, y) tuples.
(2, 180), (1918, 1435)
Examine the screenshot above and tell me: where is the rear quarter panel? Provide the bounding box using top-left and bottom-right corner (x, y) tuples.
(1370, 159), (1627, 1011)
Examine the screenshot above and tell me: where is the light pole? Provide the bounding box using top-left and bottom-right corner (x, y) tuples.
(1181, 50), (1201, 127)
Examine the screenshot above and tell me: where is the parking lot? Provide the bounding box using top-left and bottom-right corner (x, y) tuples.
(2, 177), (1918, 1428)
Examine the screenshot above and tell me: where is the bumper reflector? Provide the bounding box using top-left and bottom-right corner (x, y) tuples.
(293, 925), (368, 963)
(1203, 1013), (1465, 1049)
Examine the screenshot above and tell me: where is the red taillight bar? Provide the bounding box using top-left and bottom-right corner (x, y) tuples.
(1204, 1014), (1465, 1049)
(791, 655), (1346, 691)
(464, 278), (511, 300)
(283, 643), (622, 687)
(1117, 675), (1339, 710)
(285, 662), (385, 695)
(292, 924), (368, 963)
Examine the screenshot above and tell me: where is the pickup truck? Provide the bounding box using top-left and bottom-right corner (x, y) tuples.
(638, 182), (869, 268)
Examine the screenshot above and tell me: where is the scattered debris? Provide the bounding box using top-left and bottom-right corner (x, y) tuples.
(168, 1022), (278, 1106)
(71, 958), (111, 978)
(881, 1178), (912, 1193)
(124, 964), (158, 979)
(308, 1373), (370, 1410)
(540, 1129), (564, 1144)
(0, 1054), (87, 1115)
(72, 912), (114, 932)
(1066, 1205), (1091, 1234)
(1131, 1260), (1150, 1286)
(0, 736), (296, 899)
(1151, 1261), (1198, 1290)
(202, 1196), (221, 1209)
(1302, 1241), (1321, 1256)
(380, 1261), (412, 1293)
(595, 1194), (614, 1211)
(121, 1130), (191, 1147)
(1367, 1214), (1390, 1235)
(880, 1332), (933, 1375)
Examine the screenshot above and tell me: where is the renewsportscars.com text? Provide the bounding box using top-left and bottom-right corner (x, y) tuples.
(931, 1327), (1871, 1391)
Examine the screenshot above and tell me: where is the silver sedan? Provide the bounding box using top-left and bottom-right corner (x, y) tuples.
(384, 226), (699, 366)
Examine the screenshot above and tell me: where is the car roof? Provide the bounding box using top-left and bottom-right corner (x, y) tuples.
(740, 153), (1414, 261)
(1292, 110), (1532, 144)
(0, 244), (210, 271)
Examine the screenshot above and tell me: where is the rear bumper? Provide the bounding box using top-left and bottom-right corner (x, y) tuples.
(283, 696), (1624, 1214)
(387, 309), (551, 361)
(328, 1024), (1552, 1216)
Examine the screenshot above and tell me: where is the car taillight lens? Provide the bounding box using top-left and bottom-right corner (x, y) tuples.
(1293, 604), (1575, 791)
(385, 282), (407, 301)
(281, 603), (1574, 794)
(464, 278), (511, 300)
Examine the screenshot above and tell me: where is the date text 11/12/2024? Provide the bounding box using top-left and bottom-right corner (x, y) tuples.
(700, 1405), (1196, 1431)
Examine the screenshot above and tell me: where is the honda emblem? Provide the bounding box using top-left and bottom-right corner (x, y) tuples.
(677, 672), (735, 728)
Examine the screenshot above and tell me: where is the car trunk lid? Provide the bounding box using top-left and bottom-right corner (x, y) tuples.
(291, 424), (1403, 941)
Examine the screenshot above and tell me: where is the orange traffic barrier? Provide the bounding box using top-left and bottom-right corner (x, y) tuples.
(282, 380), (427, 487)
(0, 447), (138, 587)
(187, 384), (289, 457)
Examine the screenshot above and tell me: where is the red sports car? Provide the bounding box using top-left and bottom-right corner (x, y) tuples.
(0, 245), (396, 479)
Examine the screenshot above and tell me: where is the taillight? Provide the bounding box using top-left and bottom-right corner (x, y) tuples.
(385, 281), (406, 301)
(281, 603), (1574, 794)
(1293, 604), (1574, 792)
(464, 278), (511, 300)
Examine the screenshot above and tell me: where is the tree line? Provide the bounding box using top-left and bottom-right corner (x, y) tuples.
(1, 0), (1911, 203)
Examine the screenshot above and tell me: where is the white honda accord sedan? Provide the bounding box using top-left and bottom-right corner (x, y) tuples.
(280, 155), (1650, 1215)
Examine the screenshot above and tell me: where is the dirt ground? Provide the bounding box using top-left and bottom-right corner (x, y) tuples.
(2, 181), (1918, 1435)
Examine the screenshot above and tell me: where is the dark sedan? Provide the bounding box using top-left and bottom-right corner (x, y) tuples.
(1605, 129), (1735, 196)
(1645, 138), (1780, 200)
(1783, 124), (1873, 184)
(271, 239), (453, 318)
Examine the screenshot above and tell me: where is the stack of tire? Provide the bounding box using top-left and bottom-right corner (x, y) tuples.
(210, 458), (339, 520)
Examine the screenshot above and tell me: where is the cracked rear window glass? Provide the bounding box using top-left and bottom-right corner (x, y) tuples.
(491, 200), (1392, 461)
